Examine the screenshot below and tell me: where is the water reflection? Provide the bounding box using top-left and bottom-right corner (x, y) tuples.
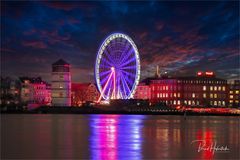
(89, 115), (144, 160)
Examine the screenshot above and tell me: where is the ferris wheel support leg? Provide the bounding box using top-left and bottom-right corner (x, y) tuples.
(97, 71), (113, 103)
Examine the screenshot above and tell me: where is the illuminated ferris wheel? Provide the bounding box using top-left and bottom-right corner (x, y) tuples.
(95, 33), (140, 102)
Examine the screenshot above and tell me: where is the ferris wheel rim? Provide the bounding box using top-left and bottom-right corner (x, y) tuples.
(95, 33), (140, 100)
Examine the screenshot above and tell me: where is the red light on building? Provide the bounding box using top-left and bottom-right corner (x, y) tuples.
(205, 71), (214, 76)
(197, 71), (203, 76)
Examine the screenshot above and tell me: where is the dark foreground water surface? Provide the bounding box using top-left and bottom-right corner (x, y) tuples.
(1, 114), (239, 159)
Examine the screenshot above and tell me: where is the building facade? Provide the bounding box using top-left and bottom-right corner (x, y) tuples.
(51, 59), (71, 106)
(71, 83), (100, 106)
(19, 77), (51, 105)
(150, 72), (228, 107)
(134, 83), (151, 100)
(0, 77), (21, 105)
(228, 80), (240, 107)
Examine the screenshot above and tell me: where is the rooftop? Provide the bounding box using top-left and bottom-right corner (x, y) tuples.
(52, 59), (69, 66)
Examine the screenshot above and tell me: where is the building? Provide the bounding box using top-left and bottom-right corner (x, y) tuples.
(0, 77), (21, 105)
(51, 59), (71, 106)
(150, 71), (228, 107)
(228, 80), (240, 107)
(19, 77), (51, 105)
(71, 83), (100, 106)
(134, 83), (151, 100)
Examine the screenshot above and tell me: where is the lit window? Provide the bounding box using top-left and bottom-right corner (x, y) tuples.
(229, 100), (233, 103)
(210, 101), (213, 105)
(218, 86), (221, 91)
(157, 93), (159, 98)
(230, 95), (233, 99)
(177, 100), (180, 105)
(203, 86), (206, 91)
(160, 93), (162, 98)
(174, 93), (177, 97)
(236, 90), (239, 94)
(230, 91), (233, 94)
(163, 93), (165, 97)
(210, 86), (213, 91)
(203, 93), (206, 98)
(214, 86), (217, 91)
(218, 101), (221, 106)
(222, 86), (225, 91)
(166, 86), (168, 90)
(236, 100), (239, 103)
(173, 100), (176, 105)
(214, 94), (217, 98)
(178, 93), (180, 97)
(192, 93), (195, 98)
(192, 101), (195, 105)
(222, 101), (225, 106)
(166, 93), (168, 98)
(214, 101), (217, 106)
(210, 94), (213, 98)
(184, 100), (187, 104)
(196, 101), (199, 105)
(152, 86), (155, 91)
(163, 86), (165, 90)
(188, 100), (191, 105)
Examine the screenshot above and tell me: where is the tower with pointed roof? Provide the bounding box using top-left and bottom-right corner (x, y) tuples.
(51, 59), (71, 106)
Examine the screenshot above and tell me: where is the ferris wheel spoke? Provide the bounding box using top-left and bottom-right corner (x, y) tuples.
(99, 70), (112, 77)
(119, 48), (134, 65)
(101, 72), (112, 85)
(100, 57), (113, 67)
(103, 50), (115, 65)
(120, 56), (136, 67)
(121, 74), (131, 96)
(120, 73), (127, 98)
(121, 70), (136, 78)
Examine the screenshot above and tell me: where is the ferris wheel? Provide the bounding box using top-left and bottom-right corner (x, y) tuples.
(95, 33), (140, 102)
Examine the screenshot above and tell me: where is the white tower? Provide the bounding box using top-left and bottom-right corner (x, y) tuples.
(51, 59), (71, 106)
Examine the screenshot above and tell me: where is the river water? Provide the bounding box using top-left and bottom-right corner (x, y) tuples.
(1, 114), (239, 159)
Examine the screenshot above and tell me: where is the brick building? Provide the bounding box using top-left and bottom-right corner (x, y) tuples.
(228, 80), (240, 107)
(134, 83), (151, 100)
(149, 72), (228, 107)
(71, 83), (100, 106)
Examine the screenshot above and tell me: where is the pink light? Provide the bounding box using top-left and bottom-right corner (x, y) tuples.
(97, 70), (114, 103)
(113, 67), (116, 99)
(205, 71), (214, 76)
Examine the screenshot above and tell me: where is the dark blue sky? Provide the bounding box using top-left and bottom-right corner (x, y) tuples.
(1, 1), (239, 83)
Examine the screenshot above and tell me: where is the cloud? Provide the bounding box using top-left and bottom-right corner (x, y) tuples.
(22, 40), (47, 49)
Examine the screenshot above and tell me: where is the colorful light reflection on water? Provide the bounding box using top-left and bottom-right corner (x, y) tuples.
(89, 115), (144, 160)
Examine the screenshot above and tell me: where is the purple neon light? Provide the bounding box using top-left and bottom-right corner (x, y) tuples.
(96, 33), (139, 100)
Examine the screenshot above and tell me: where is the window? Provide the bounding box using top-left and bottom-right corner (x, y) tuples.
(163, 86), (165, 90)
(177, 100), (180, 105)
(178, 93), (180, 97)
(214, 94), (217, 98)
(222, 86), (225, 91)
(166, 86), (168, 90)
(203, 86), (206, 91)
(203, 93), (206, 98)
(192, 93), (195, 98)
(210, 86), (213, 91)
(188, 100), (191, 105)
(230, 100), (233, 103)
(230, 91), (233, 94)
(157, 93), (159, 98)
(214, 101), (217, 106)
(230, 95), (233, 99)
(210, 94), (213, 98)
(174, 93), (177, 97)
(173, 100), (176, 105)
(166, 93), (168, 98)
(163, 93), (165, 98)
(236, 90), (239, 94)
(222, 101), (225, 106)
(214, 86), (217, 91)
(218, 101), (221, 106)
(160, 93), (162, 98)
(218, 86), (221, 91)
